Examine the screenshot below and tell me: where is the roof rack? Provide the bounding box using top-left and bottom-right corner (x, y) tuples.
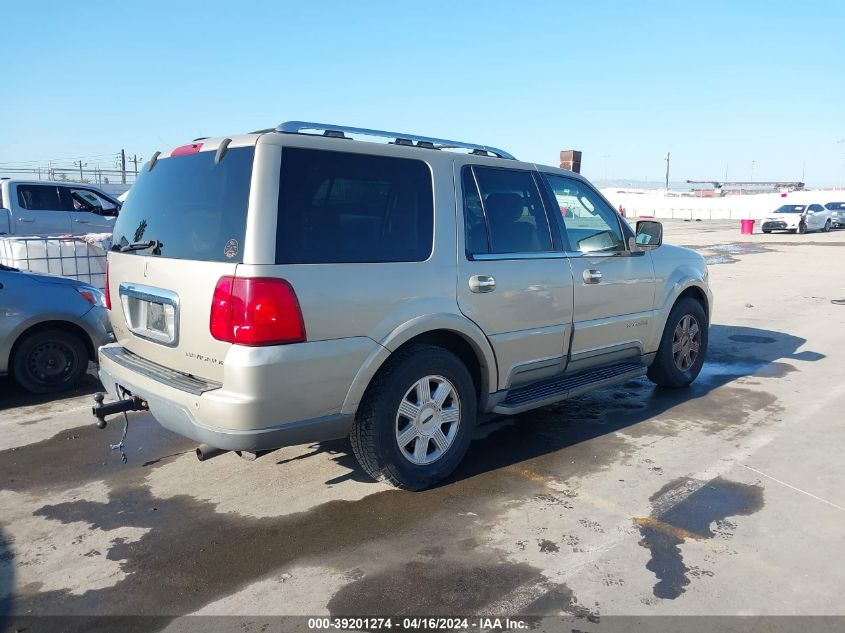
(275, 121), (516, 160)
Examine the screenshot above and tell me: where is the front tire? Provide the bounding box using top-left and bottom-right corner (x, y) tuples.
(824, 219), (831, 233)
(798, 221), (807, 234)
(350, 344), (477, 490)
(762, 229), (771, 234)
(647, 298), (708, 388)
(12, 329), (89, 394)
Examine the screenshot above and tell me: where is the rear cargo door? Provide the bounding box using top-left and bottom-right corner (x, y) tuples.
(106, 142), (255, 382)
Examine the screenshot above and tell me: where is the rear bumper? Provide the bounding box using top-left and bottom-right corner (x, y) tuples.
(97, 343), (359, 451)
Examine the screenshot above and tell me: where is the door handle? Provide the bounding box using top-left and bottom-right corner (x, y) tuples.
(73, 219), (90, 223)
(469, 275), (496, 293)
(17, 217), (35, 222)
(583, 269), (603, 284)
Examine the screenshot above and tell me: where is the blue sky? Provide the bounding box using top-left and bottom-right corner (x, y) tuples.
(2, 0), (844, 186)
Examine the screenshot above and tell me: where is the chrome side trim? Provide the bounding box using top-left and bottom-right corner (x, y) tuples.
(471, 252), (570, 261)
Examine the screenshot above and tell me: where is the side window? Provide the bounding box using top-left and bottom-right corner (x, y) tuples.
(276, 148), (433, 264)
(466, 166), (553, 254)
(16, 185), (62, 211)
(545, 175), (624, 253)
(68, 188), (119, 216)
(809, 204), (824, 212)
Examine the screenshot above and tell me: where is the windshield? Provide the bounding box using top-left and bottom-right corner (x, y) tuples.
(774, 205), (805, 214)
(111, 147), (254, 262)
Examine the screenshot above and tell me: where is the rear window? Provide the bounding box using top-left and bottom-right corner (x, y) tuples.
(276, 148), (433, 264)
(111, 147), (254, 262)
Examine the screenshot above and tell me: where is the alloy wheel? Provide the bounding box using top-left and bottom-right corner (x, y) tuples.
(395, 375), (461, 465)
(672, 314), (701, 372)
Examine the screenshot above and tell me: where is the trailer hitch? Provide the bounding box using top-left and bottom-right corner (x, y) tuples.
(92, 392), (147, 429)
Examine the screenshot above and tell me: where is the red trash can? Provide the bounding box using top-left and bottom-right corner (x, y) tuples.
(740, 219), (755, 235)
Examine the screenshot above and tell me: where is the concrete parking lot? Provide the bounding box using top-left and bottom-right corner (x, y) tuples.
(1, 220), (844, 629)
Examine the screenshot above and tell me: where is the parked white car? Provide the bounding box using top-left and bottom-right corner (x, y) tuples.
(761, 203), (832, 234)
(0, 179), (121, 236)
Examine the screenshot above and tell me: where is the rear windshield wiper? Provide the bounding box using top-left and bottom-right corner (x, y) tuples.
(116, 240), (163, 253)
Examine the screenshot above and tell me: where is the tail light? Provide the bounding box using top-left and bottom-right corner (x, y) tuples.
(104, 261), (111, 310)
(209, 276), (306, 346)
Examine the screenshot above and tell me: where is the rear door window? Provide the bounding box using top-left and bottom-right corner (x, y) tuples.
(463, 166), (553, 255)
(16, 184), (63, 210)
(276, 148), (433, 264)
(111, 147), (254, 262)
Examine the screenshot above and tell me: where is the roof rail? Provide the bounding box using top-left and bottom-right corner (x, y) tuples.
(275, 121), (516, 160)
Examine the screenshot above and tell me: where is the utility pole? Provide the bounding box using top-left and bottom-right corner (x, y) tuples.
(120, 149), (127, 184)
(132, 154), (140, 176)
(751, 160), (756, 182)
(725, 164), (728, 181)
(76, 160), (84, 182)
(664, 152), (670, 192)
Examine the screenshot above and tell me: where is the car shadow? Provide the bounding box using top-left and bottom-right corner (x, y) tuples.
(0, 365), (102, 412)
(306, 323), (822, 487)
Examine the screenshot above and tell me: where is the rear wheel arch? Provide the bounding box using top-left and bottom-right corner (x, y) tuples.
(391, 329), (487, 397)
(341, 322), (497, 416)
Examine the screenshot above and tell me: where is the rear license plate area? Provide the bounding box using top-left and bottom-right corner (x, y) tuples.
(118, 284), (179, 346)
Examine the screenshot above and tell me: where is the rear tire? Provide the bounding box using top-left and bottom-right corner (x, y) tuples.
(12, 329), (89, 394)
(350, 344), (477, 490)
(647, 297), (708, 388)
(824, 219), (831, 233)
(762, 229), (771, 234)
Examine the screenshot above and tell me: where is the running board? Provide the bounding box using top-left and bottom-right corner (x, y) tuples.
(493, 361), (647, 415)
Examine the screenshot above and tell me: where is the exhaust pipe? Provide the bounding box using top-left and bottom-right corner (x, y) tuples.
(196, 444), (228, 461)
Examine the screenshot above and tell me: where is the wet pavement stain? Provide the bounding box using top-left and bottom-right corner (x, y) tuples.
(326, 559), (538, 616)
(634, 476), (764, 600)
(690, 242), (773, 265)
(0, 414), (195, 495)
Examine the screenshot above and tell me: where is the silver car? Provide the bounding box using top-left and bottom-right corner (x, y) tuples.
(825, 201), (845, 228)
(95, 121), (712, 489)
(1, 264), (113, 393)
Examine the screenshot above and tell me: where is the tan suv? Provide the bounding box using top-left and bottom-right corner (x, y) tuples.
(93, 121), (712, 490)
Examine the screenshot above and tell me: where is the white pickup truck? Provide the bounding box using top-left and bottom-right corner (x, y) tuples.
(0, 179), (121, 236)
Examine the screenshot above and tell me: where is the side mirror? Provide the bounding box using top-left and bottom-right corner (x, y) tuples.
(635, 220), (663, 248)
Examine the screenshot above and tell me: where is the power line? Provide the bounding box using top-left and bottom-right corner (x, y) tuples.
(0, 153), (117, 166)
